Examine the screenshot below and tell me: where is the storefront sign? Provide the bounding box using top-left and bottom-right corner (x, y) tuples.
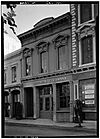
(38, 76), (68, 84)
(85, 90), (94, 94)
(85, 94), (94, 99)
(85, 84), (94, 90)
(85, 100), (94, 104)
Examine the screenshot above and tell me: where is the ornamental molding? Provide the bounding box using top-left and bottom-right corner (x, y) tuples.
(36, 41), (50, 53)
(52, 34), (70, 49)
(22, 47), (33, 57)
(76, 23), (95, 40)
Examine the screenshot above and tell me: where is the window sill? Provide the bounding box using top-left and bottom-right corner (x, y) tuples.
(57, 108), (70, 113)
(79, 62), (96, 68)
(78, 19), (95, 27)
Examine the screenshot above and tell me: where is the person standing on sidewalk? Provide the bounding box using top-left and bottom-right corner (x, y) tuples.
(74, 99), (83, 127)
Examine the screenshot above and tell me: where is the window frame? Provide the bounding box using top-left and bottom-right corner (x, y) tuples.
(11, 66), (17, 83)
(58, 45), (66, 70)
(78, 4), (94, 26)
(40, 51), (48, 74)
(79, 34), (96, 67)
(25, 56), (31, 76)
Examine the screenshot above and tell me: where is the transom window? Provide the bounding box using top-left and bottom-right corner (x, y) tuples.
(12, 66), (16, 83)
(25, 56), (31, 76)
(80, 4), (92, 24)
(81, 35), (93, 64)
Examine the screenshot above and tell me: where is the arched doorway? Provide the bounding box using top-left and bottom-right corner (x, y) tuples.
(11, 90), (20, 117)
(4, 91), (9, 117)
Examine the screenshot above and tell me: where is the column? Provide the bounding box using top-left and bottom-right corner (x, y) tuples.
(9, 92), (12, 118)
(70, 81), (74, 122)
(52, 83), (57, 122)
(33, 86), (39, 119)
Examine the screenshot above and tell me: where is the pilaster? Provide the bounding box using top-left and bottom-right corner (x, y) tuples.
(52, 83), (57, 122)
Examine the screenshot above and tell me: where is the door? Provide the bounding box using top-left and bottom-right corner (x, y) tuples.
(39, 86), (53, 119)
(25, 88), (33, 117)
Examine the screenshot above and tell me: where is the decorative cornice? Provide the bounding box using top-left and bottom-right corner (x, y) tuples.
(22, 48), (33, 57)
(36, 41), (50, 53)
(52, 34), (70, 49)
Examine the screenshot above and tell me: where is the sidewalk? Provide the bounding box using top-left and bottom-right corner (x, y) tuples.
(5, 117), (97, 133)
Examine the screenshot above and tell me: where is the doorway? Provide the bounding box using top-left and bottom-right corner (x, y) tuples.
(39, 85), (53, 119)
(25, 87), (33, 117)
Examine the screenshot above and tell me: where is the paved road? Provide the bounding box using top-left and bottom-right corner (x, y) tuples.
(4, 124), (97, 137)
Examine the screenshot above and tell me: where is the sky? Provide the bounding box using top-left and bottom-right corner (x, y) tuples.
(2, 4), (70, 55)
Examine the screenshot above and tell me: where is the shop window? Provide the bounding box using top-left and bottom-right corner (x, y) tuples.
(58, 45), (66, 70)
(25, 56), (31, 76)
(57, 83), (70, 108)
(4, 70), (7, 84)
(80, 4), (92, 24)
(12, 66), (16, 83)
(40, 51), (48, 73)
(81, 35), (93, 65)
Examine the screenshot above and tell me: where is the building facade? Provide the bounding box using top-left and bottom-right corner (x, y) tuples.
(70, 3), (98, 120)
(4, 49), (22, 118)
(18, 12), (72, 122)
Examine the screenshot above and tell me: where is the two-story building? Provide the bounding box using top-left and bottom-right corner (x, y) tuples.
(4, 49), (22, 118)
(18, 12), (72, 122)
(70, 3), (98, 120)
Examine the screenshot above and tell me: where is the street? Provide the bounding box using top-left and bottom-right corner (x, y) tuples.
(4, 124), (97, 137)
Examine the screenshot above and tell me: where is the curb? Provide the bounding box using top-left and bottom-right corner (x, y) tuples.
(5, 121), (97, 134)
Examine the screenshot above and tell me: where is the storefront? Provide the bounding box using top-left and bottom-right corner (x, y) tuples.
(73, 68), (96, 120)
(22, 72), (73, 122)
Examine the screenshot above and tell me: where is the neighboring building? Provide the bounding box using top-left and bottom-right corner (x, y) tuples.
(18, 12), (72, 122)
(4, 49), (22, 118)
(70, 3), (98, 120)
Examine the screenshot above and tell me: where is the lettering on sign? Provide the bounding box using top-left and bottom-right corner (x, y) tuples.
(85, 90), (94, 94)
(85, 100), (94, 104)
(39, 76), (67, 84)
(85, 84), (94, 90)
(85, 94), (94, 99)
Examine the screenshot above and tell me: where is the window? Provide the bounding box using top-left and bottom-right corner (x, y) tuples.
(40, 51), (47, 73)
(57, 83), (70, 108)
(81, 35), (93, 64)
(4, 70), (7, 84)
(58, 46), (66, 70)
(12, 66), (16, 83)
(25, 56), (31, 76)
(80, 4), (92, 24)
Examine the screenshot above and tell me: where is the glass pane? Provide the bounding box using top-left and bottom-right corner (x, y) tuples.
(40, 98), (43, 111)
(60, 97), (66, 108)
(58, 46), (66, 70)
(26, 56), (31, 76)
(81, 36), (93, 64)
(80, 4), (92, 23)
(45, 97), (50, 111)
(41, 52), (47, 73)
